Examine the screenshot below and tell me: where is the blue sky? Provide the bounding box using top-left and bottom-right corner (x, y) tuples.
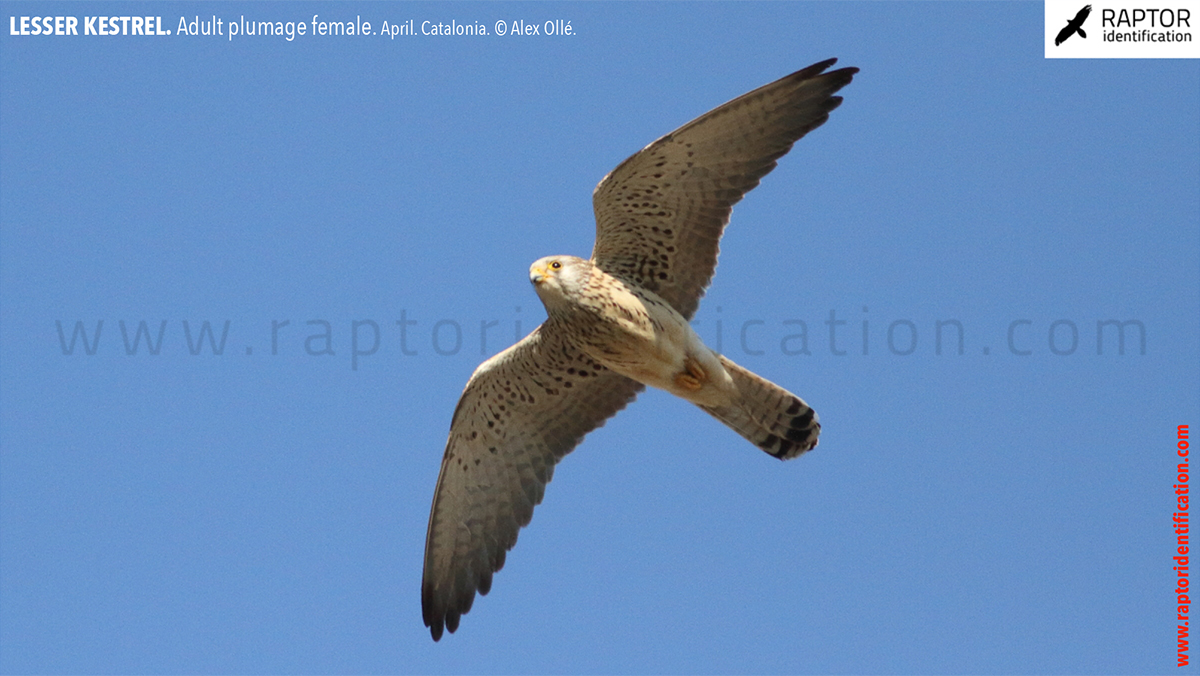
(1, 1), (1197, 673)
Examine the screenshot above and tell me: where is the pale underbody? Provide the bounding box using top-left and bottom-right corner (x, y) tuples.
(530, 255), (736, 409)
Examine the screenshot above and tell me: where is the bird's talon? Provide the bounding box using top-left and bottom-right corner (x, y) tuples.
(674, 356), (708, 391)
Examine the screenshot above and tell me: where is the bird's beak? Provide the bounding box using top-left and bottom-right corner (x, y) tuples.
(530, 265), (546, 285)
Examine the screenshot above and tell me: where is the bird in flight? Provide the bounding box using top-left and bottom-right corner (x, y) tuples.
(1056, 5), (1092, 46)
(422, 58), (858, 641)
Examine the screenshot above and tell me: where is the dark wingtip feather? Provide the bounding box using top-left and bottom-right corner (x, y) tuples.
(799, 57), (840, 75)
(795, 58), (859, 100)
(422, 583), (446, 641)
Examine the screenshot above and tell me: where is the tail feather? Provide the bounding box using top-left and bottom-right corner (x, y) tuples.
(700, 356), (820, 460)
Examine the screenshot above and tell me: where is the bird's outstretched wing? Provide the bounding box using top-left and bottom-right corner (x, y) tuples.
(422, 321), (643, 640)
(590, 58), (858, 320)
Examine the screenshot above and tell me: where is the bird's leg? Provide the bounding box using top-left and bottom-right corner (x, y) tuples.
(674, 355), (708, 391)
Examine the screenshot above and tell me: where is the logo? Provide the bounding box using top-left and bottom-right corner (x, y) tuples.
(1045, 0), (1199, 58)
(1056, 4), (1093, 44)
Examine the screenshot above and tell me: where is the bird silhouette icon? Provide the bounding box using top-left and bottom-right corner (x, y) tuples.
(1056, 5), (1092, 46)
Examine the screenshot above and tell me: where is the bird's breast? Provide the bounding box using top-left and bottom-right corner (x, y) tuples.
(558, 270), (698, 386)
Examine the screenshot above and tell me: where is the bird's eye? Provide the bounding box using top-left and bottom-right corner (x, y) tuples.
(550, 261), (562, 270)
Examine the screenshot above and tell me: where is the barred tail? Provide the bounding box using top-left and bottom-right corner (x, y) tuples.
(700, 356), (820, 460)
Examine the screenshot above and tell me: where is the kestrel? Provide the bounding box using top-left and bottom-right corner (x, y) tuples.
(422, 59), (858, 640)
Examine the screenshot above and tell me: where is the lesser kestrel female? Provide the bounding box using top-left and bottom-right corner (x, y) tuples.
(423, 59), (858, 640)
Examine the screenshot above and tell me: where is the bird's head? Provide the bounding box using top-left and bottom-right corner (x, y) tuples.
(530, 255), (589, 310)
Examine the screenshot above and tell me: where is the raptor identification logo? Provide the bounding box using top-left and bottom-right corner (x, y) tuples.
(1045, 0), (1200, 57)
